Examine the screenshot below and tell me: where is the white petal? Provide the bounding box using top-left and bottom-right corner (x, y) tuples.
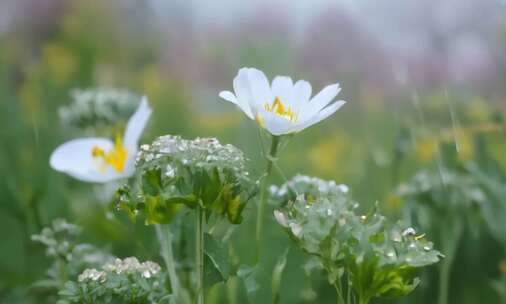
(292, 80), (312, 109)
(293, 100), (346, 133)
(218, 90), (238, 104)
(289, 223), (303, 237)
(301, 83), (341, 121)
(232, 68), (255, 119)
(123, 96), (152, 150)
(246, 68), (272, 113)
(260, 109), (295, 136)
(271, 76), (294, 106)
(273, 210), (289, 227)
(50, 138), (124, 183)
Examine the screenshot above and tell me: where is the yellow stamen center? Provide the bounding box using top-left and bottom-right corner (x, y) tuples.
(91, 134), (128, 173)
(263, 97), (297, 122)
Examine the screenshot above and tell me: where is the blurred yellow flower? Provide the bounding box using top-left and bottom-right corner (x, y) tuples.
(308, 130), (350, 177)
(195, 113), (241, 131)
(466, 97), (491, 122)
(415, 137), (438, 163)
(42, 44), (77, 86)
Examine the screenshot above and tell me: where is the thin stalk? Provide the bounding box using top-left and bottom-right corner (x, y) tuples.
(28, 196), (42, 231)
(358, 297), (369, 304)
(437, 222), (462, 304)
(57, 256), (67, 288)
(255, 135), (280, 259)
(438, 260), (451, 304)
(155, 225), (181, 301)
(346, 274), (352, 304)
(195, 205), (205, 304)
(334, 282), (345, 304)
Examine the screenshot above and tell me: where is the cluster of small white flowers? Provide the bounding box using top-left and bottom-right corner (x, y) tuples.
(31, 219), (81, 260)
(270, 174), (349, 197)
(77, 257), (161, 284)
(137, 135), (249, 179)
(78, 268), (107, 283)
(103, 257), (161, 279)
(59, 87), (139, 129)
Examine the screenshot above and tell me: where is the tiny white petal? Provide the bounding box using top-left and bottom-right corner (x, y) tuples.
(123, 96), (152, 150)
(218, 91), (237, 104)
(261, 109), (294, 136)
(271, 76), (294, 106)
(232, 68), (255, 119)
(293, 100), (346, 133)
(289, 223), (303, 237)
(246, 68), (272, 112)
(292, 80), (312, 108)
(301, 83), (341, 121)
(273, 210), (289, 227)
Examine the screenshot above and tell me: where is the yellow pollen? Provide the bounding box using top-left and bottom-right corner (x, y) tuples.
(264, 97), (297, 122)
(255, 113), (265, 127)
(91, 134), (128, 173)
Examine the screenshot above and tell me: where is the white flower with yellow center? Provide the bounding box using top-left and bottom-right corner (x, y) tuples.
(50, 97), (152, 183)
(219, 67), (346, 135)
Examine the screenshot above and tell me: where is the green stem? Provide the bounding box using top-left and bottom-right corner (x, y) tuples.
(437, 222), (462, 304)
(358, 297), (369, 304)
(57, 256), (67, 288)
(195, 205), (205, 304)
(346, 274), (351, 304)
(438, 260), (451, 304)
(334, 283), (345, 304)
(255, 135), (280, 260)
(155, 225), (181, 301)
(28, 196), (42, 231)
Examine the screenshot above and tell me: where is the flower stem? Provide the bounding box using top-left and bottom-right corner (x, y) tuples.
(57, 256), (67, 288)
(437, 222), (462, 304)
(334, 282), (345, 304)
(155, 225), (181, 302)
(256, 135), (280, 260)
(195, 205), (205, 304)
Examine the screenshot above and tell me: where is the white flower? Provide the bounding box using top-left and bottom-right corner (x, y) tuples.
(50, 97), (152, 183)
(273, 210), (289, 227)
(219, 67), (346, 135)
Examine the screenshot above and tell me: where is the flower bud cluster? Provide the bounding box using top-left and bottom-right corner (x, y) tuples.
(59, 87), (140, 131)
(271, 175), (442, 302)
(117, 135), (256, 225)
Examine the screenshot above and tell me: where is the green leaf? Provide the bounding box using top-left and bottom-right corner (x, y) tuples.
(237, 264), (260, 301)
(142, 167), (162, 196)
(204, 233), (230, 288)
(164, 194), (198, 208)
(145, 196), (181, 224)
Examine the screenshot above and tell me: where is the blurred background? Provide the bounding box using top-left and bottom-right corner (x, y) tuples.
(1, 0), (506, 303)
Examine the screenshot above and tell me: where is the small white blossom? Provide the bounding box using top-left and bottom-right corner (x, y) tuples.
(78, 268), (107, 283)
(220, 67), (346, 135)
(50, 98), (152, 183)
(273, 210), (289, 227)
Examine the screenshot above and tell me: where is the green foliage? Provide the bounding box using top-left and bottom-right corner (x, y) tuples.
(116, 135), (257, 225)
(30, 219), (114, 303)
(272, 176), (441, 303)
(57, 257), (172, 304)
